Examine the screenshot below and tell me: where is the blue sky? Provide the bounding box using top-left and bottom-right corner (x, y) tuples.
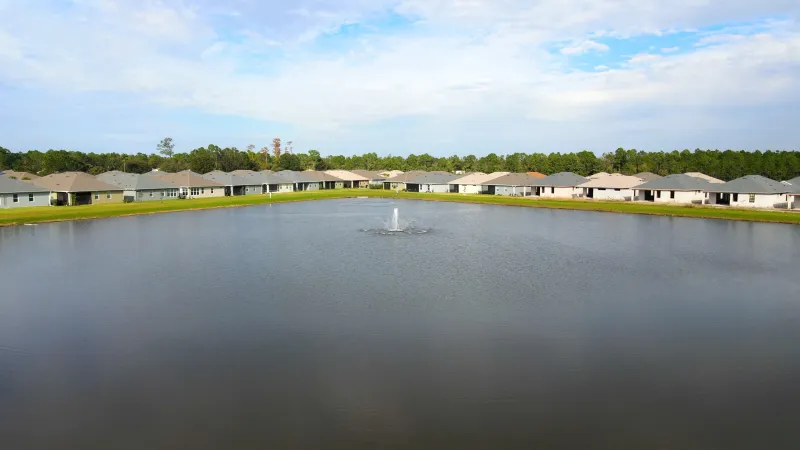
(0, 0), (799, 156)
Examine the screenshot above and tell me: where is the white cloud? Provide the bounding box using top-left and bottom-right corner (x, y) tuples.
(560, 39), (610, 55)
(661, 46), (679, 52)
(594, 65), (609, 71)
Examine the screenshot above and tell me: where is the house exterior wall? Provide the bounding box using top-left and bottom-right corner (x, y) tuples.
(0, 192), (50, 208)
(334, 181), (345, 189)
(91, 191), (124, 204)
(493, 185), (531, 196)
(386, 182), (406, 191)
(415, 183), (451, 193)
(243, 185), (262, 195)
(457, 184), (489, 194)
(634, 189), (704, 204)
(133, 189), (180, 202)
(180, 186), (225, 199)
(274, 183), (294, 193)
(538, 186), (581, 198)
(587, 188), (634, 201)
(707, 192), (788, 208)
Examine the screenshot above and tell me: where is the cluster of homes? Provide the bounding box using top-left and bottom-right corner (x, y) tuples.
(1, 168), (799, 210)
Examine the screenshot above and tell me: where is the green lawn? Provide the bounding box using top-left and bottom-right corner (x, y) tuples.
(1, 189), (798, 226)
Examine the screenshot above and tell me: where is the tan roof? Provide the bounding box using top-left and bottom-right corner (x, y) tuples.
(381, 170), (404, 178)
(578, 173), (645, 189)
(2, 170), (40, 180)
(449, 172), (508, 185)
(685, 172), (725, 183)
(527, 172), (546, 178)
(587, 172), (610, 179)
(32, 172), (123, 192)
(151, 170), (224, 187)
(324, 170), (370, 181)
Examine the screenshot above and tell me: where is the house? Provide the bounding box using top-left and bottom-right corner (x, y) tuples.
(1, 170), (40, 181)
(349, 170), (387, 187)
(482, 173), (541, 196)
(532, 172), (589, 198)
(449, 172), (508, 194)
(634, 172), (662, 182)
(404, 172), (460, 193)
(685, 172), (725, 184)
(632, 174), (711, 204)
(149, 170), (225, 198)
(0, 176), (51, 208)
(308, 171), (347, 189)
(705, 175), (794, 208)
(234, 171), (294, 193)
(96, 171), (180, 202)
(276, 170), (322, 191)
(383, 171), (427, 191)
(380, 170), (404, 178)
(324, 170), (371, 188)
(578, 174), (644, 201)
(31, 172), (124, 205)
(200, 171), (262, 196)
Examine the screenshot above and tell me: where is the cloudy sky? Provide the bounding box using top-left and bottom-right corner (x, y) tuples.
(1, 0), (799, 156)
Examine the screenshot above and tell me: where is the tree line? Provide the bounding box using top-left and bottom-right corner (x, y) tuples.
(2, 140), (799, 182)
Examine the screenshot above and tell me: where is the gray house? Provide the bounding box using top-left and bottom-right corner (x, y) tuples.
(632, 174), (711, 204)
(481, 173), (540, 196)
(201, 171), (262, 196)
(404, 172), (459, 193)
(634, 172), (662, 182)
(531, 172), (589, 198)
(0, 176), (51, 208)
(276, 170), (321, 191)
(705, 175), (794, 208)
(234, 171), (294, 193)
(96, 171), (180, 202)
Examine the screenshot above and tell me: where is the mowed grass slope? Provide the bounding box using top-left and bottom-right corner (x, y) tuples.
(1, 189), (798, 226)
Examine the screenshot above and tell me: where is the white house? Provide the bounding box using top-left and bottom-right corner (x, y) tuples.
(404, 172), (460, 193)
(705, 175), (794, 209)
(449, 172), (508, 194)
(0, 176), (50, 208)
(632, 174), (712, 204)
(578, 174), (644, 201)
(532, 172), (589, 198)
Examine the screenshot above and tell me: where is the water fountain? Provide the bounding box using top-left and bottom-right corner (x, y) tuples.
(388, 208), (401, 232)
(362, 205), (430, 235)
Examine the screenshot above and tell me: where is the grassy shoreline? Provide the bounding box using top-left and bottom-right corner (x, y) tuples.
(1, 189), (798, 226)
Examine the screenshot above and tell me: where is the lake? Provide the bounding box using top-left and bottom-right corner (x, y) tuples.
(1, 199), (799, 450)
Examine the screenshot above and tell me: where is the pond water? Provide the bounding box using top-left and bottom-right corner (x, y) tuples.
(1, 199), (799, 449)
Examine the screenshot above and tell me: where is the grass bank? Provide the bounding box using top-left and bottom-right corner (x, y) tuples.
(1, 189), (798, 226)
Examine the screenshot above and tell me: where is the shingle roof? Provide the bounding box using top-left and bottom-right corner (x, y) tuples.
(324, 170), (370, 181)
(685, 172), (725, 183)
(384, 171), (427, 183)
(405, 172), (459, 184)
(1, 170), (40, 180)
(450, 172), (508, 185)
(201, 170), (260, 186)
(0, 176), (50, 194)
(587, 172), (610, 179)
(533, 172), (589, 187)
(235, 171), (293, 185)
(578, 174), (645, 189)
(633, 174), (712, 191)
(32, 172), (123, 192)
(96, 171), (180, 190)
(527, 172), (547, 178)
(149, 171), (224, 187)
(708, 175), (793, 194)
(481, 173), (543, 186)
(634, 172), (662, 182)
(350, 170), (387, 180)
(785, 176), (800, 186)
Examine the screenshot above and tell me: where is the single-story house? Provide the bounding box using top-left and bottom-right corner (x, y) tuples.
(482, 173), (541, 196)
(578, 174), (644, 201)
(350, 170), (387, 187)
(383, 171), (427, 191)
(0, 176), (51, 208)
(32, 172), (124, 206)
(685, 172), (725, 184)
(634, 172), (662, 182)
(201, 171), (262, 196)
(325, 170), (371, 188)
(632, 174), (711, 204)
(96, 171), (180, 202)
(532, 172), (589, 198)
(1, 170), (40, 181)
(234, 171), (294, 193)
(149, 170), (225, 199)
(276, 170), (322, 191)
(404, 172), (460, 193)
(449, 172), (509, 194)
(705, 175), (794, 208)
(307, 171), (347, 189)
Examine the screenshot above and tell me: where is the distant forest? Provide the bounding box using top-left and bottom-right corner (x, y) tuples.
(2, 140), (799, 182)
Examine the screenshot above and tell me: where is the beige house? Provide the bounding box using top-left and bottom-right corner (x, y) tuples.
(325, 170), (371, 188)
(685, 172), (725, 184)
(579, 174), (645, 201)
(149, 171), (225, 199)
(449, 172), (509, 194)
(1, 170), (40, 180)
(532, 172), (589, 198)
(32, 172), (124, 206)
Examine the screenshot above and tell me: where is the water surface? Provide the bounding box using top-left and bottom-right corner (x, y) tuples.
(1, 199), (799, 449)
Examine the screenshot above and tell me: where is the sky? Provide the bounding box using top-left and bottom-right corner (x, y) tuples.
(1, 0), (799, 156)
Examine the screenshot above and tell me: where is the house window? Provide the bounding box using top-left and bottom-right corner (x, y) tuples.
(191, 187), (200, 196)
(28, 193), (34, 202)
(551, 187), (555, 194)
(12, 194), (18, 203)
(211, 188), (214, 193)
(733, 193), (739, 202)
(106, 192), (111, 199)
(614, 188), (620, 191)
(657, 191), (661, 198)
(670, 191), (675, 199)
(749, 194), (755, 203)
(201, 188), (205, 194)
(94, 193), (99, 200)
